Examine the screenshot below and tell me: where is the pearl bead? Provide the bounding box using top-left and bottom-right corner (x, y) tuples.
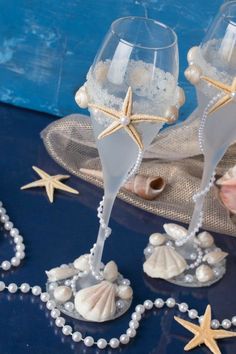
(188, 309), (198, 319)
(155, 298), (165, 308)
(11, 257), (20, 267)
(1, 260), (11, 270)
(64, 302), (74, 312)
(46, 300), (56, 310)
(176, 86), (185, 107)
(187, 46), (199, 64)
(144, 300), (153, 310)
(62, 325), (72, 336)
(199, 315), (204, 324)
(10, 228), (19, 237)
(166, 298), (176, 308)
(16, 244), (25, 251)
(222, 319), (231, 329)
(84, 336), (94, 347)
(51, 309), (60, 319)
(4, 221), (13, 230)
(109, 338), (119, 348)
(8, 283), (18, 293)
(0, 281), (5, 291)
(1, 214), (9, 223)
(184, 64), (202, 85)
(120, 334), (130, 345)
(120, 115), (130, 126)
(135, 304), (145, 314)
(129, 320), (139, 329)
(116, 299), (125, 309)
(165, 106), (179, 123)
(55, 317), (65, 327)
(20, 283), (30, 293)
(97, 338), (107, 349)
(40, 292), (50, 302)
(121, 279), (130, 286)
(211, 319), (220, 329)
(179, 303), (188, 313)
(0, 207), (6, 215)
(72, 331), (82, 342)
(75, 87), (88, 109)
(126, 328), (136, 338)
(14, 235), (23, 244)
(16, 251), (25, 260)
(232, 316), (236, 326)
(32, 286), (41, 296)
(131, 312), (141, 321)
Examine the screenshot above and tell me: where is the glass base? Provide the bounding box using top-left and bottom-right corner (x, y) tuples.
(144, 234), (227, 288)
(46, 262), (132, 322)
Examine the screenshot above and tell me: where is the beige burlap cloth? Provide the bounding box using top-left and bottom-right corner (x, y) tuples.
(41, 112), (236, 236)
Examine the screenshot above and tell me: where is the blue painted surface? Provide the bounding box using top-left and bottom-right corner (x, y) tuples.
(0, 102), (236, 353)
(0, 0), (222, 120)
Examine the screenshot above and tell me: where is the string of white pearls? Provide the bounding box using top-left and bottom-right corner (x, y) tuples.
(0, 201), (26, 271)
(1, 282), (236, 349)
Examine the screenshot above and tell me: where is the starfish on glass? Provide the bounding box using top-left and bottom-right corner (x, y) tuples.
(201, 75), (236, 115)
(21, 166), (79, 203)
(89, 86), (170, 149)
(175, 305), (236, 354)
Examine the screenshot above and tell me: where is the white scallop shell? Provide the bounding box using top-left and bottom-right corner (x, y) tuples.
(163, 223), (188, 241)
(46, 266), (78, 282)
(197, 231), (214, 248)
(103, 261), (118, 282)
(73, 254), (90, 271)
(203, 250), (228, 265)
(195, 265), (214, 283)
(53, 286), (72, 303)
(149, 233), (166, 246)
(74, 281), (117, 322)
(117, 285), (133, 300)
(143, 245), (187, 279)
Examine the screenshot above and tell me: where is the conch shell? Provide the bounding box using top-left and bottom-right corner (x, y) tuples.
(80, 168), (166, 200)
(74, 280), (116, 322)
(143, 245), (187, 279)
(216, 165), (236, 214)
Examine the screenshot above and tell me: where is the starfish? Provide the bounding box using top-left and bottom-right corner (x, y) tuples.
(21, 166), (79, 203)
(89, 87), (170, 150)
(201, 75), (236, 115)
(175, 305), (236, 354)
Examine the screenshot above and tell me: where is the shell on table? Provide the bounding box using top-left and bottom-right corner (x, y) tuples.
(149, 233), (166, 246)
(197, 231), (214, 248)
(53, 286), (72, 303)
(46, 266), (78, 282)
(73, 254), (90, 272)
(203, 250), (228, 265)
(163, 223), (188, 241)
(74, 280), (117, 322)
(117, 285), (133, 300)
(143, 245), (187, 279)
(103, 261), (118, 282)
(216, 165), (236, 186)
(195, 264), (214, 283)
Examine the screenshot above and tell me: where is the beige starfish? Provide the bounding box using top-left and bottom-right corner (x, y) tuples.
(21, 166), (79, 203)
(89, 87), (171, 150)
(201, 75), (236, 114)
(175, 305), (236, 354)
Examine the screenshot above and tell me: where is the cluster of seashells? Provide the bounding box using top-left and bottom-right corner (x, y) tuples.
(143, 223), (228, 285)
(46, 256), (133, 322)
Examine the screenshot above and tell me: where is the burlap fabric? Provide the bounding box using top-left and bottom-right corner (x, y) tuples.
(41, 113), (236, 236)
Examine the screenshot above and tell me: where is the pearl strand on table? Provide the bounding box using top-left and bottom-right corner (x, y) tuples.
(0, 201), (26, 271)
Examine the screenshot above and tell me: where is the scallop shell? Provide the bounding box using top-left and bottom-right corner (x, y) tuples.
(163, 223), (188, 241)
(149, 233), (166, 246)
(117, 285), (133, 300)
(195, 264), (214, 283)
(203, 250), (228, 265)
(143, 245), (187, 279)
(46, 266), (78, 282)
(103, 261), (118, 282)
(74, 281), (116, 322)
(73, 254), (90, 271)
(197, 231), (214, 248)
(53, 286), (72, 303)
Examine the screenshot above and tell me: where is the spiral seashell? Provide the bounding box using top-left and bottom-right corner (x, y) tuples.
(176, 86), (185, 107)
(203, 250), (228, 265)
(195, 264), (214, 283)
(163, 223), (188, 241)
(103, 261), (118, 282)
(117, 285), (133, 300)
(184, 64), (202, 85)
(53, 286), (72, 303)
(187, 46), (200, 64)
(149, 233), (166, 246)
(197, 231), (214, 248)
(46, 266), (78, 282)
(74, 281), (117, 322)
(143, 245), (187, 279)
(75, 86), (88, 108)
(73, 254), (90, 271)
(124, 175), (166, 201)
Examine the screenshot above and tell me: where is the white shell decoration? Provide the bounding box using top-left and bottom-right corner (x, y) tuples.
(53, 286), (72, 303)
(164, 105), (179, 123)
(163, 223), (188, 241)
(75, 86), (88, 109)
(149, 233), (165, 246)
(143, 245), (187, 279)
(46, 266), (78, 282)
(117, 285), (133, 300)
(187, 46), (199, 64)
(74, 280), (116, 322)
(176, 86), (186, 107)
(73, 254), (90, 272)
(197, 231), (214, 248)
(203, 250), (228, 265)
(184, 64), (202, 85)
(195, 264), (214, 283)
(103, 261), (118, 282)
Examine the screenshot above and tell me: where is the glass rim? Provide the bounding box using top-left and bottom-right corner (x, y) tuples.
(111, 16), (177, 50)
(220, 1), (236, 26)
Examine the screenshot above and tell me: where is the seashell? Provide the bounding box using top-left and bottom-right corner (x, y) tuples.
(46, 266), (78, 282)
(176, 86), (185, 107)
(187, 46), (200, 64)
(197, 231), (214, 248)
(103, 261), (118, 282)
(75, 86), (88, 109)
(74, 280), (116, 322)
(149, 233), (166, 246)
(124, 175), (166, 201)
(143, 245), (187, 279)
(216, 165), (236, 186)
(163, 223), (188, 241)
(164, 105), (179, 123)
(203, 250), (228, 265)
(184, 64), (202, 85)
(218, 185), (236, 214)
(53, 286), (72, 303)
(73, 254), (90, 271)
(195, 264), (214, 283)
(117, 285), (133, 300)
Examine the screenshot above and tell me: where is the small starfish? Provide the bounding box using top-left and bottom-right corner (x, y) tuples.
(201, 75), (236, 115)
(21, 166), (79, 203)
(89, 87), (171, 150)
(175, 305), (236, 354)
